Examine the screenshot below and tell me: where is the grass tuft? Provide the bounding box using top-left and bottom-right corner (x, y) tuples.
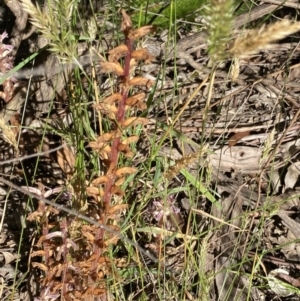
(20, 0), (78, 61)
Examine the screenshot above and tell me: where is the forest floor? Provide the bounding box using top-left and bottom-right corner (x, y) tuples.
(1, 0), (300, 300)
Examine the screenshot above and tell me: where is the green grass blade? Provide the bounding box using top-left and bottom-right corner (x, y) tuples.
(0, 50), (42, 85)
(180, 168), (221, 208)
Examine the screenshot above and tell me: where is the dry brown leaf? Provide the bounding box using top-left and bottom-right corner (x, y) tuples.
(87, 253), (98, 263)
(84, 287), (107, 297)
(118, 143), (133, 158)
(57, 144), (76, 178)
(208, 146), (261, 172)
(98, 256), (111, 265)
(26, 211), (42, 222)
(102, 93), (122, 104)
(108, 44), (128, 62)
(132, 48), (155, 63)
(228, 131), (250, 147)
(30, 250), (46, 257)
(97, 132), (116, 143)
(122, 135), (139, 144)
(121, 9), (132, 31)
(108, 204), (128, 214)
(81, 225), (94, 232)
(92, 176), (109, 185)
(128, 77), (153, 88)
(121, 117), (149, 127)
(86, 186), (104, 196)
(115, 167), (137, 178)
(31, 262), (49, 271)
(100, 61), (124, 75)
(128, 25), (156, 40)
(125, 92), (147, 109)
(89, 142), (111, 159)
(111, 185), (124, 196)
(93, 103), (118, 118)
(82, 231), (95, 242)
(115, 177), (125, 186)
(126, 92), (146, 106)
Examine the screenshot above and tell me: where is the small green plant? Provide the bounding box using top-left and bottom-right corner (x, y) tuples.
(130, 0), (206, 27)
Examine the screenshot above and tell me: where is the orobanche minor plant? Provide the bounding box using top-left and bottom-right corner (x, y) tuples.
(88, 10), (155, 210)
(19, 7), (156, 301)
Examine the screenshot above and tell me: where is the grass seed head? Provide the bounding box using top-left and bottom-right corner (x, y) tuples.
(229, 19), (300, 58)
